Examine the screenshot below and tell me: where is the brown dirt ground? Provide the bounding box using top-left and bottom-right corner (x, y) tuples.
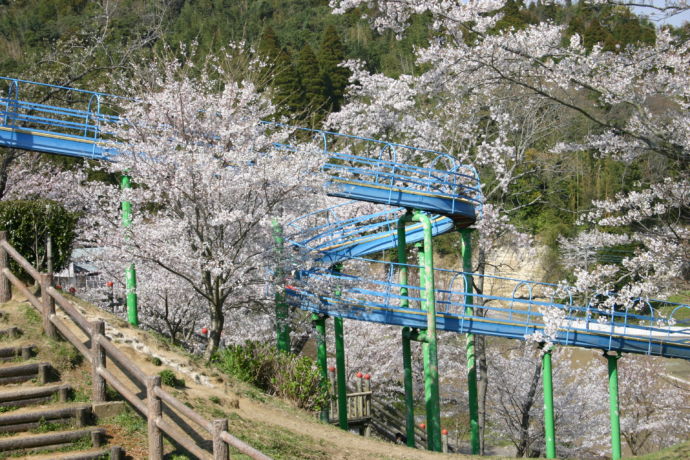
(2, 290), (514, 460)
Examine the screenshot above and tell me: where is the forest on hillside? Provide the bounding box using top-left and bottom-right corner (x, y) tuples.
(0, 0), (686, 254)
(0, 1), (689, 458)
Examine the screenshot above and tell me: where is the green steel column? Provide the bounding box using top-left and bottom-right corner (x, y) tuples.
(542, 348), (556, 459)
(398, 212), (415, 446)
(313, 313), (329, 422)
(607, 352), (622, 460)
(272, 219), (290, 352)
(334, 316), (348, 430)
(413, 211), (441, 452)
(121, 175), (138, 326)
(461, 229), (480, 455)
(401, 329), (415, 447)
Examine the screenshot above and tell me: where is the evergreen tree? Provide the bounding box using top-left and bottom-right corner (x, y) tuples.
(295, 44), (328, 124)
(272, 48), (304, 120)
(319, 24), (350, 111)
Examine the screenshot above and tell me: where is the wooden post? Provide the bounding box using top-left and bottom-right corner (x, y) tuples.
(364, 374), (371, 417)
(146, 376), (163, 460)
(37, 363), (48, 384)
(90, 321), (106, 403)
(355, 372), (364, 417)
(212, 419), (229, 460)
(21, 346), (32, 360)
(91, 428), (104, 448)
(46, 234), (53, 278)
(39, 273), (57, 339)
(0, 231), (10, 302)
(328, 366), (337, 419)
(75, 407), (88, 427)
(109, 446), (124, 460)
(58, 385), (69, 402)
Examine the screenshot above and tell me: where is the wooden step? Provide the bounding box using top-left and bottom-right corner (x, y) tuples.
(0, 361), (50, 385)
(0, 344), (35, 362)
(0, 403), (91, 434)
(0, 383), (70, 408)
(24, 445), (124, 460)
(0, 427), (105, 452)
(0, 327), (21, 339)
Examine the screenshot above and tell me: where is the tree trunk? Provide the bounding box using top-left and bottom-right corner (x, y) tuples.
(0, 150), (20, 200)
(475, 246), (488, 455)
(204, 301), (224, 361)
(515, 359), (542, 457)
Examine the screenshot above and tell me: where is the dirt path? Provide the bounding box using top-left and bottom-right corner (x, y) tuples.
(16, 292), (511, 460)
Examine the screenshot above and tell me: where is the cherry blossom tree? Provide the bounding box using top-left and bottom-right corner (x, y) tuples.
(328, 0), (689, 451)
(618, 354), (690, 455)
(488, 343), (610, 458)
(78, 54), (326, 359)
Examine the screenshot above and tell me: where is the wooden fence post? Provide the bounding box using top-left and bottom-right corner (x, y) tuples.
(39, 273), (57, 339)
(0, 231), (10, 302)
(90, 320), (106, 403)
(146, 376), (163, 460)
(212, 418), (229, 460)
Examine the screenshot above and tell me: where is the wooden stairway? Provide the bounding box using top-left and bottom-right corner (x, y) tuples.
(0, 331), (124, 459)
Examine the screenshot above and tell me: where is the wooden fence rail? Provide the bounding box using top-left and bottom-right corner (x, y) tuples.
(0, 231), (271, 460)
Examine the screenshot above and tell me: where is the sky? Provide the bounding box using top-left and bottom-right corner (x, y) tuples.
(632, 1), (690, 27)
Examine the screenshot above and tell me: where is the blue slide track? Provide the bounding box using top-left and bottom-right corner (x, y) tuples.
(2, 76), (689, 360)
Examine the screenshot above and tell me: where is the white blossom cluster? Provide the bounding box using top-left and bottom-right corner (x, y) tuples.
(77, 53), (327, 357)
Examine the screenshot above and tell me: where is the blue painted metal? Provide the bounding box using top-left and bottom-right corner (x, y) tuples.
(285, 202), (455, 264)
(285, 262), (690, 360)
(0, 77), (121, 160)
(2, 76), (689, 361)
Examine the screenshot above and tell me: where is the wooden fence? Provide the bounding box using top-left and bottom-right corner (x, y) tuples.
(327, 368), (372, 431)
(0, 232), (271, 460)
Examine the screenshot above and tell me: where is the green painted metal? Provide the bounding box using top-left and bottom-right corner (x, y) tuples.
(542, 348), (556, 459)
(397, 213), (415, 446)
(313, 313), (329, 422)
(334, 316), (348, 430)
(121, 175), (138, 326)
(125, 265), (138, 326)
(607, 352), (622, 460)
(272, 218), (290, 352)
(461, 229), (480, 455)
(401, 328), (415, 447)
(412, 210), (442, 452)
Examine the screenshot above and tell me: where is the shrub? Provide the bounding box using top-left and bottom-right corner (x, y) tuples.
(213, 342), (327, 412)
(159, 369), (185, 388)
(0, 199), (78, 277)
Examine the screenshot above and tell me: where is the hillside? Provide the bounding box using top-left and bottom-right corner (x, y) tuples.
(0, 289), (512, 460)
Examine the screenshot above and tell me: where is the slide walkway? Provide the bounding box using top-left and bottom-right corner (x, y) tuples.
(2, 77), (690, 455)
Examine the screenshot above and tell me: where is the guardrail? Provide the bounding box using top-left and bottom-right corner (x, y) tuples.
(0, 231), (270, 460)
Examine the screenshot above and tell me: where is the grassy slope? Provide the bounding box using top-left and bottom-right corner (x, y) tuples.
(632, 440), (690, 460)
(3, 293), (489, 460)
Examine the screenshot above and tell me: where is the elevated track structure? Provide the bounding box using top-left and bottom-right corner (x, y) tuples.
(2, 76), (689, 459)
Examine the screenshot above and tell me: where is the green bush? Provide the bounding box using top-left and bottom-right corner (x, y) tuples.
(0, 199), (78, 277)
(159, 369), (185, 388)
(214, 342), (327, 412)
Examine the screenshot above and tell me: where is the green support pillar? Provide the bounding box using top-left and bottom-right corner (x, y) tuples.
(460, 229), (480, 455)
(121, 175), (138, 326)
(398, 212), (415, 447)
(412, 211), (442, 452)
(272, 219), (290, 353)
(312, 313), (329, 422)
(607, 352), (622, 460)
(334, 316), (348, 430)
(542, 347), (556, 459)
(401, 328), (415, 447)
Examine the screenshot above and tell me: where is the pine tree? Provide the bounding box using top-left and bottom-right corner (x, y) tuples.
(257, 26), (282, 89)
(295, 44), (328, 124)
(319, 24), (350, 112)
(272, 48), (304, 120)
